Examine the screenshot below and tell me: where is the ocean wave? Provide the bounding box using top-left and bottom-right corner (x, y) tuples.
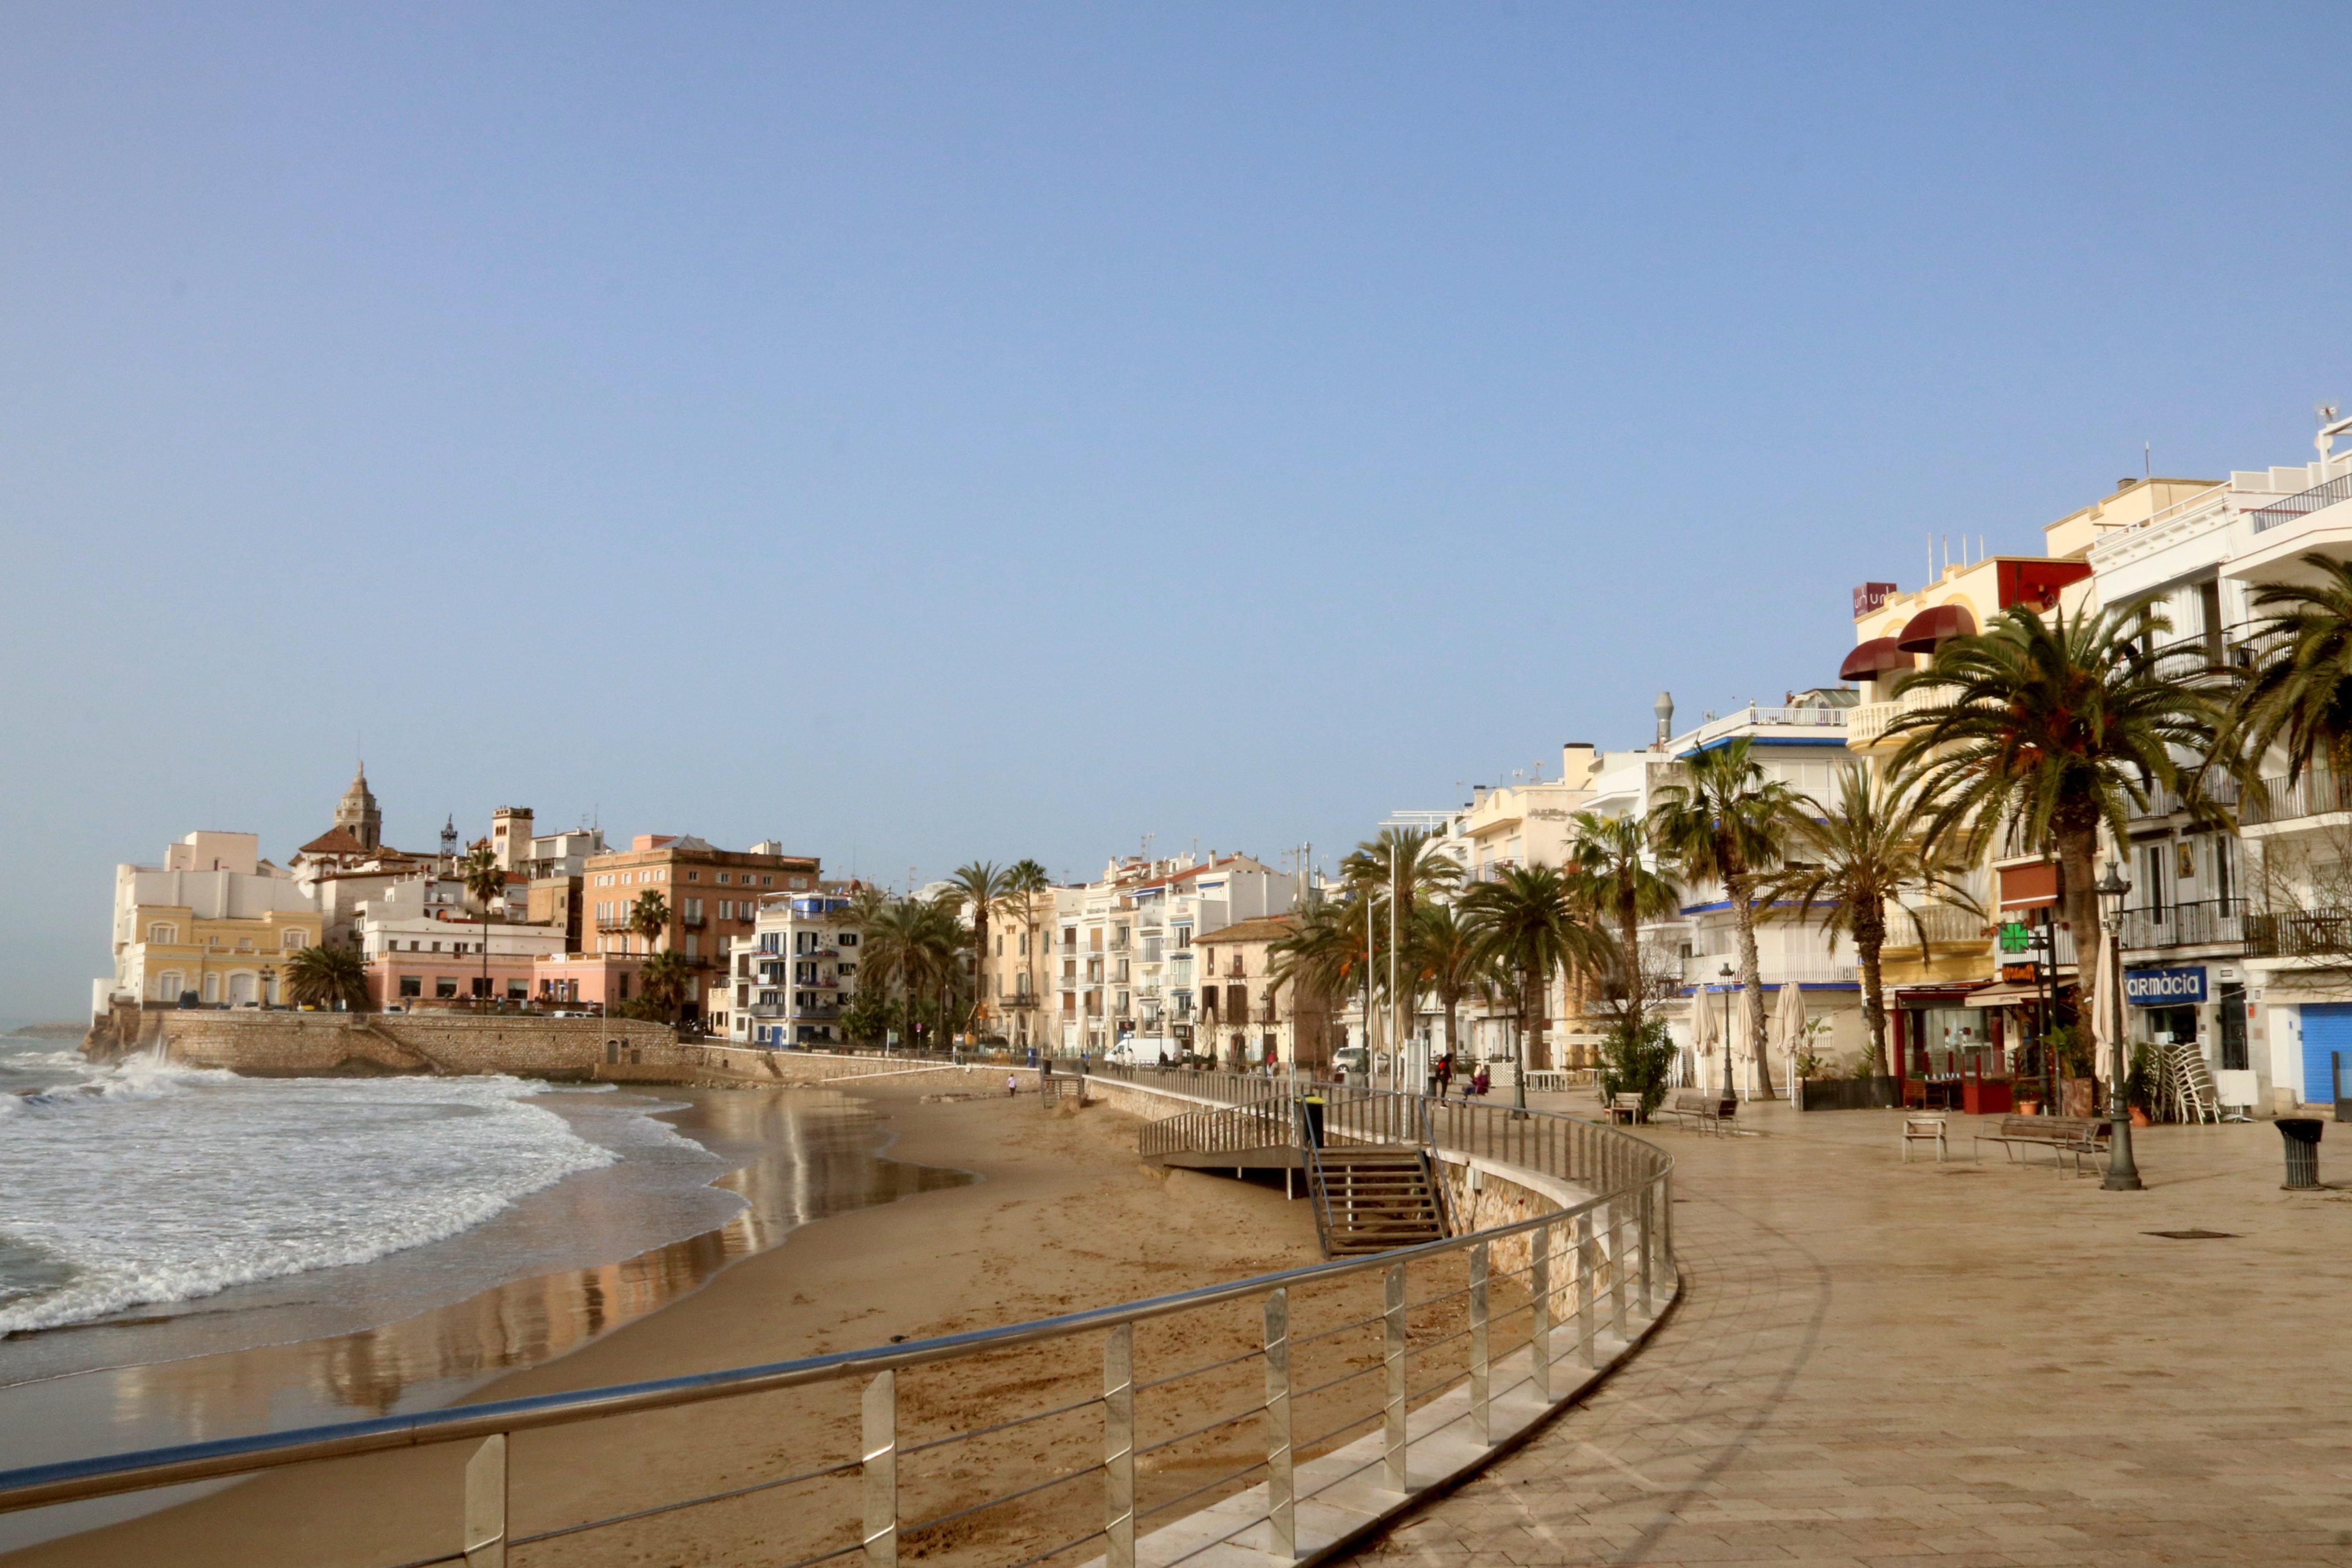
(0, 1072), (619, 1334)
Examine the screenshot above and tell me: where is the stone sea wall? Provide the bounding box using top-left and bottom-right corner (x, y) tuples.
(136, 1012), (699, 1083)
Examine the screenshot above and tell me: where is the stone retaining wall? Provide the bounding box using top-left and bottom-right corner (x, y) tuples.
(147, 1012), (699, 1083)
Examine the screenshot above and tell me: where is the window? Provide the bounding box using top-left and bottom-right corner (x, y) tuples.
(282, 929), (309, 950)
(719, 900), (734, 920)
(762, 876), (774, 886)
(507, 980), (528, 1000)
(685, 934), (700, 960)
(148, 923), (177, 944)
(431, 941), (442, 952)
(472, 977), (493, 999)
(202, 973), (220, 1003)
(684, 897), (704, 923)
(686, 870), (699, 882)
(400, 975), (421, 998)
(156, 971), (183, 999)
(436, 978), (458, 999)
(1019, 932), (1028, 956)
(840, 933), (859, 948)
(621, 873), (633, 886)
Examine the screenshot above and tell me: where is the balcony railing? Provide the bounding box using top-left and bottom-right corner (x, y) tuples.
(2242, 770), (2352, 827)
(2243, 908), (2352, 960)
(2131, 774), (2240, 820)
(2120, 898), (2244, 951)
(2250, 470), (2352, 533)
(1883, 904), (1989, 950)
(1846, 684), (1952, 747)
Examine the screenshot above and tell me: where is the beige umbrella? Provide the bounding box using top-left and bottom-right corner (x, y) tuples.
(1688, 983), (1717, 1093)
(1732, 983), (1761, 1100)
(1773, 982), (1808, 1095)
(2089, 917), (2123, 1109)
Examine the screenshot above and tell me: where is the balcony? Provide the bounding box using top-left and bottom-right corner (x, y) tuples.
(2121, 898), (2244, 952)
(1847, 684), (1953, 748)
(2242, 770), (2352, 830)
(2245, 908), (2352, 960)
(1882, 905), (1989, 951)
(2130, 775), (2240, 821)
(2249, 471), (2352, 535)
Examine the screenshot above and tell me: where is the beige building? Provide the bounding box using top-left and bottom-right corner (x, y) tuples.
(1191, 913), (1341, 1071)
(977, 887), (1060, 1052)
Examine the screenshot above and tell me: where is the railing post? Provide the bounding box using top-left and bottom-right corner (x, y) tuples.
(1576, 1208), (1597, 1369)
(1661, 1169), (1674, 1284)
(1609, 1200), (1629, 1342)
(1638, 1183), (1656, 1316)
(1384, 1262), (1408, 1490)
(1529, 1224), (1552, 1402)
(863, 1370), (897, 1568)
(464, 1433), (506, 1568)
(1264, 1288), (1295, 1561)
(1468, 1242), (1491, 1445)
(1105, 1324), (1135, 1568)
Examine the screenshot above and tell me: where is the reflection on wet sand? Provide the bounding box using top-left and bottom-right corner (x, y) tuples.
(101, 1090), (969, 1445)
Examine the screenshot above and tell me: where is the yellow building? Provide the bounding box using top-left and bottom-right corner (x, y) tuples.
(98, 831), (324, 1013)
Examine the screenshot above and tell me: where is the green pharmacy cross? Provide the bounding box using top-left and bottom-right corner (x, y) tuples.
(1997, 921), (2032, 955)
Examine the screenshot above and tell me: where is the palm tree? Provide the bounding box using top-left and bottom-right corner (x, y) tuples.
(638, 949), (695, 1023)
(2224, 553), (2352, 785)
(1651, 737), (1802, 1098)
(1270, 895), (1369, 1063)
(861, 897), (967, 1052)
(630, 887), (671, 957)
(1461, 865), (1602, 1112)
(946, 862), (1012, 1033)
(1338, 827), (1463, 1084)
(1004, 859), (1052, 1048)
(1403, 903), (1490, 1076)
(1756, 767), (1975, 1076)
(1888, 603), (2220, 1032)
(1562, 811), (1680, 1047)
(460, 847), (505, 1005)
(284, 941), (372, 1012)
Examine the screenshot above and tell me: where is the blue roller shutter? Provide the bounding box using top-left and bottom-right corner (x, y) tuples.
(2300, 1004), (2352, 1108)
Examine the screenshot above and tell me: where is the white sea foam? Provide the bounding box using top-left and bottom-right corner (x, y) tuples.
(0, 1052), (619, 1333)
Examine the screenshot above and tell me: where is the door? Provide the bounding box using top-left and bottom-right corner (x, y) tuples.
(2299, 1004), (2352, 1110)
(2218, 983), (2248, 1072)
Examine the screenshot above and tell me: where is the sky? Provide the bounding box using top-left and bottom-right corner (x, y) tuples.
(3, 4), (2348, 1019)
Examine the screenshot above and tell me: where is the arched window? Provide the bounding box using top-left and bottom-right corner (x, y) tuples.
(147, 923), (177, 945)
(281, 929), (309, 950)
(156, 971), (183, 1000)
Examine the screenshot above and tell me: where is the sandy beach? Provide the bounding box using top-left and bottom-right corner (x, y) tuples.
(4, 1082), (1338, 1567)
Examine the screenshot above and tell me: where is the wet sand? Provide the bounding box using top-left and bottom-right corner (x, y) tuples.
(4, 1085), (1335, 1567)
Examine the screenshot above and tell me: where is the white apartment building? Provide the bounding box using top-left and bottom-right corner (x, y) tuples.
(713, 891), (864, 1048)
(2082, 419), (2352, 1109)
(1053, 853), (1298, 1057)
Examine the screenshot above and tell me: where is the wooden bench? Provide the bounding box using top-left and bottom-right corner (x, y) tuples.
(1973, 1114), (2110, 1174)
(1658, 1090), (1737, 1135)
(1605, 1091), (1643, 1125)
(1900, 1114), (1948, 1163)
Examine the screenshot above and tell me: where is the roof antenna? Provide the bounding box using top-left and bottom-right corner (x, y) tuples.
(2145, 441), (2151, 481)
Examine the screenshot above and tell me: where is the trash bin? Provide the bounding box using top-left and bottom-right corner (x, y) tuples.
(1298, 1096), (1326, 1149)
(2278, 1117), (2324, 1190)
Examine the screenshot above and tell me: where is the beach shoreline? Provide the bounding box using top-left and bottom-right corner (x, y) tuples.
(2, 1082), (1325, 1567)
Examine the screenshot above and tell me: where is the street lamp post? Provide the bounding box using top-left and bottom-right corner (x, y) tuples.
(1717, 962), (1736, 1100)
(2095, 861), (2144, 1191)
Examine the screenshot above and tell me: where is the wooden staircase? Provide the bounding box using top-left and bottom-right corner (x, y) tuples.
(1305, 1145), (1449, 1257)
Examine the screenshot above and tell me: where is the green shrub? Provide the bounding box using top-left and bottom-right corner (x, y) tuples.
(1598, 1019), (1677, 1120)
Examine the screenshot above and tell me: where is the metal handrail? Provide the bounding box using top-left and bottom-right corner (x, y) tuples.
(0, 1076), (1674, 1568)
(2250, 470), (2352, 533)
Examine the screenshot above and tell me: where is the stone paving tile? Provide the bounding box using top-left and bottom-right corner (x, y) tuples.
(1347, 1100), (2352, 1566)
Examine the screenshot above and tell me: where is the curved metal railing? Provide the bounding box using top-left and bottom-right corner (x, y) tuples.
(0, 1079), (1674, 1568)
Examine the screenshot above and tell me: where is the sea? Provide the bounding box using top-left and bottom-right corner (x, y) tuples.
(0, 1028), (965, 1551)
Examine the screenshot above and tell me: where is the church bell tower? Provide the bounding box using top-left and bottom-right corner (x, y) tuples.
(335, 766), (382, 852)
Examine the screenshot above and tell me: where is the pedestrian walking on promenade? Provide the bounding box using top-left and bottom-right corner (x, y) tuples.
(1006, 1073), (1019, 1097)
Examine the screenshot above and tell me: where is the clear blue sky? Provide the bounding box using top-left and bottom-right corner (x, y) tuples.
(4, 4), (2347, 1019)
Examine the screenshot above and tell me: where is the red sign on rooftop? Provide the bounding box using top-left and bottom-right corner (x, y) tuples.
(1852, 582), (1898, 619)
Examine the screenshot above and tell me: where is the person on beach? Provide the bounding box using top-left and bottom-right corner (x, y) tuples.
(1005, 1073), (1019, 1097)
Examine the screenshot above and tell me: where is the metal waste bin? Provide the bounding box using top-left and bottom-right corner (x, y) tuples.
(2278, 1117), (2324, 1190)
(1298, 1096), (1326, 1149)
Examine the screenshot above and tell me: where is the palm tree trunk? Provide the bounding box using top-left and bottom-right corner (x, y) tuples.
(1727, 865), (1775, 1099)
(1443, 992), (1458, 1066)
(1857, 908), (1889, 1076)
(1618, 891), (1643, 1043)
(2056, 825), (2101, 1032)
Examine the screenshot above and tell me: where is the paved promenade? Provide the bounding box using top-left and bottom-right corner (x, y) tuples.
(1355, 1097), (2352, 1567)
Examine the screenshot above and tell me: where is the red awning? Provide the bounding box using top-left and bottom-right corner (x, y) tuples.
(1895, 604), (1977, 652)
(1838, 636), (1917, 682)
